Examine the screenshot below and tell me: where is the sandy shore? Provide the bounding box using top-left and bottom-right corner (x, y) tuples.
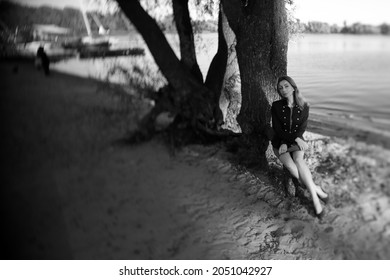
(1, 61), (390, 259)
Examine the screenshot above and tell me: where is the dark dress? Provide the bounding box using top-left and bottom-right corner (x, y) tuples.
(271, 99), (309, 149)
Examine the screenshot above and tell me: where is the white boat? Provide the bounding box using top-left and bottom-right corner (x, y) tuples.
(78, 0), (110, 51)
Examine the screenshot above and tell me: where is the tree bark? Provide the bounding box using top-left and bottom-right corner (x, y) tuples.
(205, 7), (227, 124)
(172, 0), (203, 82)
(222, 0), (288, 166)
(219, 5), (242, 133)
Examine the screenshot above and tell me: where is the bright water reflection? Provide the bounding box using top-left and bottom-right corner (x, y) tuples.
(288, 34), (390, 122)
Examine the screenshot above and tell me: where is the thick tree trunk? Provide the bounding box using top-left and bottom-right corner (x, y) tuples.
(172, 0), (203, 82)
(222, 0), (288, 166)
(219, 5), (242, 133)
(204, 8), (227, 124)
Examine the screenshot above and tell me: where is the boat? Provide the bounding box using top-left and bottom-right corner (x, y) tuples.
(80, 35), (110, 50)
(78, 0), (111, 52)
(75, 1), (145, 58)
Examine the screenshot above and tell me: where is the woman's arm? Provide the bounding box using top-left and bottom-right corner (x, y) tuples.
(294, 105), (309, 150)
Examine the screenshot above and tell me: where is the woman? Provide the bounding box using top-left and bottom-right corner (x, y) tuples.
(271, 76), (328, 217)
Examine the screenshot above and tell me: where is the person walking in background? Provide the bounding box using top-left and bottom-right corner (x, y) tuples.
(271, 76), (328, 217)
(35, 46), (50, 76)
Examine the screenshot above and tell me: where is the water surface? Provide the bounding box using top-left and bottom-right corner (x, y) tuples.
(288, 34), (390, 122)
(53, 33), (390, 125)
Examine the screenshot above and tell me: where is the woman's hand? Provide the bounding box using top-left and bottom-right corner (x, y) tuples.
(279, 144), (288, 154)
(295, 137), (308, 151)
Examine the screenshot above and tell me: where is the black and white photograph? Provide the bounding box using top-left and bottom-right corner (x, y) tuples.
(1, 0), (390, 266)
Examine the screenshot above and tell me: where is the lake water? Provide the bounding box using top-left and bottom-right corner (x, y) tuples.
(287, 34), (390, 122)
(53, 33), (390, 125)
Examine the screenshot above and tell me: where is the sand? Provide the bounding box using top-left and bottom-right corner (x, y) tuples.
(1, 61), (390, 260)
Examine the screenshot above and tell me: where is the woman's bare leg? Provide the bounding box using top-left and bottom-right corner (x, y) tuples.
(315, 185), (328, 199)
(292, 151), (325, 215)
(273, 148), (299, 179)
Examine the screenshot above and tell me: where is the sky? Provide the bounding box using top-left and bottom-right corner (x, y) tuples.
(8, 0), (390, 25)
(293, 0), (390, 25)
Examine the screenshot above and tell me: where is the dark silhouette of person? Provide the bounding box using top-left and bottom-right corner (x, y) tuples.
(36, 46), (50, 76)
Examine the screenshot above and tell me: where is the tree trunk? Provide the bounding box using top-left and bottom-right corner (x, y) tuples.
(222, 0), (288, 166)
(219, 4), (241, 133)
(116, 0), (287, 152)
(116, 0), (203, 107)
(172, 0), (203, 82)
(204, 7), (227, 124)
(116, 0), (218, 141)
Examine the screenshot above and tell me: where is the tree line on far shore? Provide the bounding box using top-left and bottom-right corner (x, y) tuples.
(290, 19), (390, 35)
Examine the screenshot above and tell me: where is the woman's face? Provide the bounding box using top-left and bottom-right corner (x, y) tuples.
(278, 80), (294, 99)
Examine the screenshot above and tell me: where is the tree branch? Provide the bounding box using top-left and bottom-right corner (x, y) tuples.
(172, 0), (203, 82)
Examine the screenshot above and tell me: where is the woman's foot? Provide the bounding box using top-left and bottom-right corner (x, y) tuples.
(313, 197), (323, 217)
(316, 208), (326, 219)
(315, 185), (329, 203)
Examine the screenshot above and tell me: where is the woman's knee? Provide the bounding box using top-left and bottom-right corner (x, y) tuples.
(275, 149), (299, 175)
(292, 151), (305, 164)
(286, 164), (298, 175)
(293, 155), (310, 173)
(281, 159), (299, 177)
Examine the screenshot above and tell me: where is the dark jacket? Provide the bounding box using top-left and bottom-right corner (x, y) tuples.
(271, 99), (309, 148)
